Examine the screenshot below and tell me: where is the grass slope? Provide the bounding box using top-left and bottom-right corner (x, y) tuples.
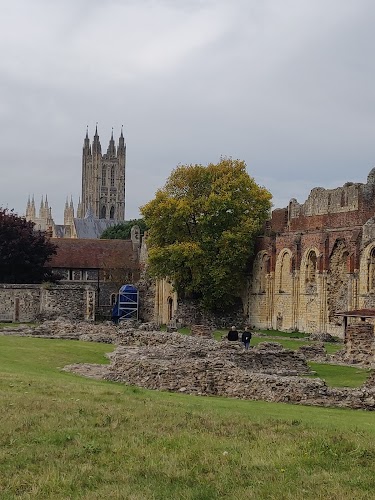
(1, 336), (375, 499)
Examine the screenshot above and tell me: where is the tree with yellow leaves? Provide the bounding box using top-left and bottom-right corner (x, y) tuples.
(141, 158), (272, 312)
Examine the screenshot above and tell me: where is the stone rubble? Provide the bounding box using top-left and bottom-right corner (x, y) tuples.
(2, 319), (375, 410)
(103, 330), (375, 410)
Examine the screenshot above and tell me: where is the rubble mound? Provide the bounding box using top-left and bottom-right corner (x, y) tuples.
(0, 319), (119, 343)
(101, 330), (375, 410)
(298, 342), (328, 361)
(309, 332), (339, 342)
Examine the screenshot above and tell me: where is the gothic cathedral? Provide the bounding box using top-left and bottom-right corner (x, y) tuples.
(26, 127), (126, 238)
(79, 126), (126, 220)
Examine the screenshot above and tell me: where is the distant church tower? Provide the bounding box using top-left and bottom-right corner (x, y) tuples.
(78, 126), (126, 221)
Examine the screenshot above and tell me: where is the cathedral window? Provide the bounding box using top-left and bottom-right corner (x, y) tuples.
(111, 166), (115, 187)
(102, 166), (106, 186)
(100, 206), (106, 219)
(110, 206), (115, 219)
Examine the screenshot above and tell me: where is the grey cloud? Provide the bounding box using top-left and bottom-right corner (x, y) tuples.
(1, 0), (375, 222)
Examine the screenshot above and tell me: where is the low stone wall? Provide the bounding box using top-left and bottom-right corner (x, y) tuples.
(0, 318), (118, 342)
(190, 325), (213, 338)
(0, 284), (96, 322)
(103, 330), (375, 410)
(5, 320), (375, 410)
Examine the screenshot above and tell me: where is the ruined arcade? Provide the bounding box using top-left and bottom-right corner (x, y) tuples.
(249, 168), (375, 336)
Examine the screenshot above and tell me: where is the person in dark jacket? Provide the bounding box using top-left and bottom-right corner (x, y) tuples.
(241, 326), (252, 349)
(227, 326), (239, 341)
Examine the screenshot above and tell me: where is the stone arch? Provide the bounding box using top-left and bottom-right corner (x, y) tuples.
(252, 251), (270, 293)
(359, 242), (375, 295)
(275, 249), (293, 293)
(327, 239), (350, 323)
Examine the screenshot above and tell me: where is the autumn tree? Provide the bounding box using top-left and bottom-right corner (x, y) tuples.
(0, 208), (57, 283)
(140, 158), (272, 311)
(100, 219), (148, 239)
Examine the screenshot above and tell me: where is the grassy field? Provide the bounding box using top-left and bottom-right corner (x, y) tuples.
(1, 335), (375, 499)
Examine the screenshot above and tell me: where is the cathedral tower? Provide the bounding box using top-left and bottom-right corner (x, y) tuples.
(79, 126), (126, 221)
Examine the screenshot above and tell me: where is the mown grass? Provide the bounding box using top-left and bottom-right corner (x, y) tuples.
(1, 336), (375, 499)
(308, 362), (371, 388)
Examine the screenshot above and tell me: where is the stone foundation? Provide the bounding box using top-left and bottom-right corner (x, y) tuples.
(190, 325), (213, 338)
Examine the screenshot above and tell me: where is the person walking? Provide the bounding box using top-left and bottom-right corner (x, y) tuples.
(241, 326), (252, 349)
(227, 325), (239, 341)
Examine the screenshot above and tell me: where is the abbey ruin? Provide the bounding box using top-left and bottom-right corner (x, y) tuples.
(248, 168), (375, 336)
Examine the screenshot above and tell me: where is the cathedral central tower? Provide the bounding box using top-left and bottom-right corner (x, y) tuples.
(78, 126), (126, 221)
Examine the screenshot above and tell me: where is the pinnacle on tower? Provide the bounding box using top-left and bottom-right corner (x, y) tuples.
(107, 127), (116, 156)
(118, 125), (125, 156)
(92, 122), (101, 154)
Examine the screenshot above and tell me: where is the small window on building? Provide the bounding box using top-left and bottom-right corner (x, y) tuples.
(111, 166), (115, 187)
(102, 166), (106, 187)
(110, 206), (115, 219)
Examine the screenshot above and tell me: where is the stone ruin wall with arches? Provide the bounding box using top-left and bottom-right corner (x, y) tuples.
(248, 168), (375, 337)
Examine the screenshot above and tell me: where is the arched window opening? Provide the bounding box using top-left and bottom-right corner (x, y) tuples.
(167, 297), (173, 321)
(110, 206), (115, 219)
(306, 251), (317, 283)
(102, 166), (106, 187)
(279, 252), (291, 293)
(110, 166), (115, 187)
(259, 255), (269, 293)
(100, 205), (106, 219)
(368, 247), (375, 292)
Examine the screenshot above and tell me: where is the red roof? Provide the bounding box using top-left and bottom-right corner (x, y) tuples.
(47, 238), (140, 270)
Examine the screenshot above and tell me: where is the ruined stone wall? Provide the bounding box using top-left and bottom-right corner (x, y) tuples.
(345, 323), (375, 364)
(248, 169), (375, 336)
(0, 284), (96, 322)
(0, 285), (41, 322)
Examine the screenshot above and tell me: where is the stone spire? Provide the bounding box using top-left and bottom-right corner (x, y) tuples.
(92, 123), (101, 154)
(117, 125), (126, 157)
(107, 127), (116, 156)
(83, 125), (91, 155)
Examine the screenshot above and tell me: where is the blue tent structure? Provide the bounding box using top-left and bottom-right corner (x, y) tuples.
(111, 284), (139, 323)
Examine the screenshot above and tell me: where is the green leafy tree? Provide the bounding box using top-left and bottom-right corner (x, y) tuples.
(140, 158), (272, 311)
(100, 219), (148, 239)
(0, 208), (57, 283)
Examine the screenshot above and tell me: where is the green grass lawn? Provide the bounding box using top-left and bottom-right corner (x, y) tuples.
(1, 335), (375, 499)
(308, 362), (371, 388)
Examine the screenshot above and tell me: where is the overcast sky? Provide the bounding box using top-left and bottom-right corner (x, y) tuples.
(1, 0), (375, 223)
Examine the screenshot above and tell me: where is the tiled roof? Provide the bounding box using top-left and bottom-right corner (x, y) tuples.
(73, 218), (116, 239)
(47, 238), (139, 270)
